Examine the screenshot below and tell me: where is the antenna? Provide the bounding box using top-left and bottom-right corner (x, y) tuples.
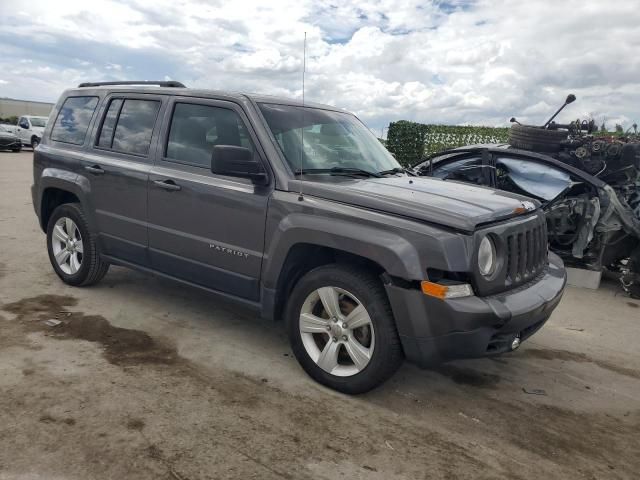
(298, 31), (306, 202)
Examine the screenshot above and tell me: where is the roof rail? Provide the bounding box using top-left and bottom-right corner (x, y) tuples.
(77, 80), (186, 88)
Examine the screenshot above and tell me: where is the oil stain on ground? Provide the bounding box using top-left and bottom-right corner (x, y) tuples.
(522, 348), (640, 380)
(2, 294), (178, 366)
(432, 364), (501, 388)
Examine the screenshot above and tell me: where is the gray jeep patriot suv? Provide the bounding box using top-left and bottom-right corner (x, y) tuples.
(32, 81), (567, 393)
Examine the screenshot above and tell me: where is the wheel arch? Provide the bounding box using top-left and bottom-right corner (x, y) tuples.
(267, 243), (389, 322)
(37, 171), (93, 232)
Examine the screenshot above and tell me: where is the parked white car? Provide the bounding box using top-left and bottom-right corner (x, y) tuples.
(17, 115), (48, 148)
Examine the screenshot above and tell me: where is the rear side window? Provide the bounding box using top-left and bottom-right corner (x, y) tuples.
(97, 99), (123, 147)
(165, 103), (253, 168)
(97, 98), (160, 156)
(50, 96), (99, 145)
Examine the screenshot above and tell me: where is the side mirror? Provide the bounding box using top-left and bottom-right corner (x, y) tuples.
(211, 145), (268, 185)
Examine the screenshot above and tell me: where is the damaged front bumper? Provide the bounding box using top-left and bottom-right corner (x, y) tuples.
(385, 252), (567, 368)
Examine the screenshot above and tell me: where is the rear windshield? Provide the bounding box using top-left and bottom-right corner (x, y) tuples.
(50, 96), (99, 145)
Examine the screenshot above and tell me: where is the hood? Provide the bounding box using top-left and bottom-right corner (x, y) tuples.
(31, 126), (45, 134)
(293, 176), (538, 232)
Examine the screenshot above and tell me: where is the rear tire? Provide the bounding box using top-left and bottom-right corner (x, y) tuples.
(46, 203), (109, 286)
(508, 124), (568, 153)
(286, 264), (403, 394)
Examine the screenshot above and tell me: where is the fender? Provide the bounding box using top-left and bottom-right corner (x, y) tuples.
(36, 169), (96, 231)
(262, 212), (424, 290)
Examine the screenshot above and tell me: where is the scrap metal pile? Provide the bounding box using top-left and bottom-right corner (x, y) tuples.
(417, 95), (640, 297)
(508, 97), (640, 296)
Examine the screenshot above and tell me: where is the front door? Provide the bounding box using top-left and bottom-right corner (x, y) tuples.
(147, 97), (270, 300)
(17, 117), (30, 143)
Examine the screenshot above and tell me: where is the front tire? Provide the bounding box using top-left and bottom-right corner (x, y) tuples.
(286, 264), (403, 394)
(31, 136), (40, 149)
(46, 203), (109, 286)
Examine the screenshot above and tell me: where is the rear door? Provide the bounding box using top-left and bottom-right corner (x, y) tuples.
(84, 93), (166, 266)
(147, 96), (270, 300)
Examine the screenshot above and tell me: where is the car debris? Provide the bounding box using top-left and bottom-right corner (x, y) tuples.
(43, 319), (63, 327)
(415, 95), (640, 298)
(522, 387), (547, 396)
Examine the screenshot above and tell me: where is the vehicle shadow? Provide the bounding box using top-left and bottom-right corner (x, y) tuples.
(93, 266), (639, 414)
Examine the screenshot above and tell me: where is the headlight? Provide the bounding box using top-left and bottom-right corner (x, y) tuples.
(478, 235), (496, 276)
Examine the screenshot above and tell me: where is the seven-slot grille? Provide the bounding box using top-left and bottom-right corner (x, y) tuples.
(505, 218), (548, 286)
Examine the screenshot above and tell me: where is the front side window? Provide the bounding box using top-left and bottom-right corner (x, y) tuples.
(166, 103), (254, 168)
(258, 103), (399, 174)
(51, 96), (99, 145)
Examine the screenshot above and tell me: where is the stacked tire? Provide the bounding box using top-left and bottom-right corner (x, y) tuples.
(508, 124), (568, 153)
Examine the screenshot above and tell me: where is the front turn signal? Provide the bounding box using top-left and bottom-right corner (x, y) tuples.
(420, 281), (474, 300)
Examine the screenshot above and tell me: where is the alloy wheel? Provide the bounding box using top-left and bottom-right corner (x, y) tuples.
(51, 217), (84, 275)
(299, 286), (375, 377)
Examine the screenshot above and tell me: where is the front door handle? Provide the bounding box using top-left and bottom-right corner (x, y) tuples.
(153, 179), (181, 191)
(84, 165), (104, 174)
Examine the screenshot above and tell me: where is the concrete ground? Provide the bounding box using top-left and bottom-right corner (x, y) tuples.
(0, 150), (638, 480)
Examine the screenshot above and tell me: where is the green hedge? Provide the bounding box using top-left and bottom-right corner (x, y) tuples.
(386, 120), (510, 166)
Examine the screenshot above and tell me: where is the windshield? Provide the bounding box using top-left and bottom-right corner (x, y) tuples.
(29, 117), (47, 127)
(259, 103), (400, 174)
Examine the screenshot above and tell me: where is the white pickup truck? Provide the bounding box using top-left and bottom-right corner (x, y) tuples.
(17, 115), (48, 148)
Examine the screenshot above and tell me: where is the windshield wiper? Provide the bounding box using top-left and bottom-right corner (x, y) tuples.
(295, 167), (382, 178)
(377, 167), (417, 176)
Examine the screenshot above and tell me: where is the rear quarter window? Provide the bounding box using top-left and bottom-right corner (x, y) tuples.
(50, 96), (99, 145)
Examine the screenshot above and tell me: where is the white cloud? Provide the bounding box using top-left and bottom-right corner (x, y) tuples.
(0, 0), (638, 132)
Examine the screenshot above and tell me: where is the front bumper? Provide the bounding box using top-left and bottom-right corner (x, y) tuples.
(386, 252), (567, 367)
(0, 136), (21, 149)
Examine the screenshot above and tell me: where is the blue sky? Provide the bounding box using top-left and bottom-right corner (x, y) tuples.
(0, 0), (638, 133)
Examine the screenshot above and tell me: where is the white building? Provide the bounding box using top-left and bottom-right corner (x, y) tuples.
(0, 98), (54, 118)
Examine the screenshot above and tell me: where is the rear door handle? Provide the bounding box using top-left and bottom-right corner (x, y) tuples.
(153, 179), (181, 191)
(84, 165), (104, 174)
